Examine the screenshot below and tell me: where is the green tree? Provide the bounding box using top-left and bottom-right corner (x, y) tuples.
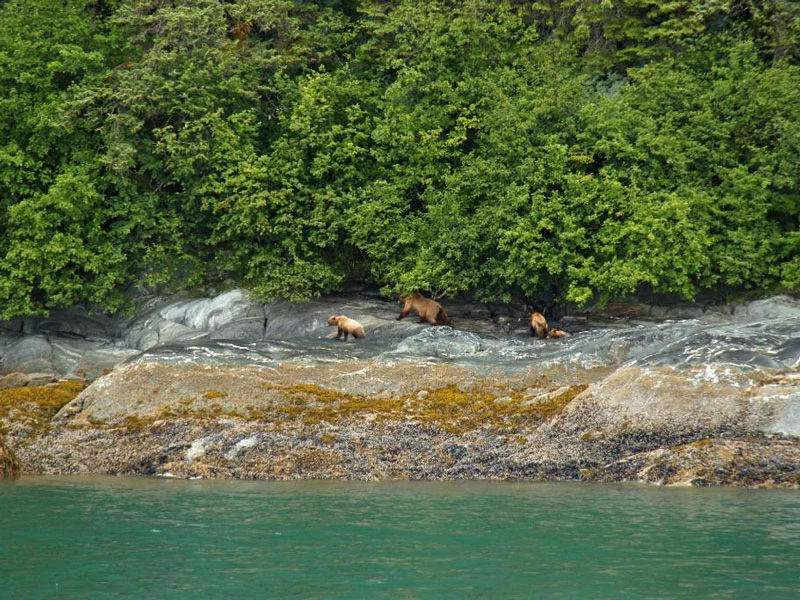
(0, 0), (116, 316)
(0, 0), (798, 316)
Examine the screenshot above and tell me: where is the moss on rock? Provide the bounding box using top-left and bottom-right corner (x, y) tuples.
(1, 436), (20, 478)
(0, 381), (86, 436)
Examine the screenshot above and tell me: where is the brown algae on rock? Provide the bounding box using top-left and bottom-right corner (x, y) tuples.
(1, 436), (20, 478)
(9, 360), (800, 487)
(0, 380), (86, 436)
(0, 380), (86, 478)
(76, 379), (587, 436)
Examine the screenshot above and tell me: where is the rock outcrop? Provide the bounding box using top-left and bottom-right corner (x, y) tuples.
(2, 359), (795, 487)
(1, 436), (20, 478)
(2, 291), (799, 487)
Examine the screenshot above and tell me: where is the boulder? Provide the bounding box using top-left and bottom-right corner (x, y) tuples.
(732, 295), (800, 321)
(0, 372), (43, 389)
(2, 336), (55, 374)
(551, 365), (800, 446)
(392, 328), (483, 358)
(158, 289), (256, 331)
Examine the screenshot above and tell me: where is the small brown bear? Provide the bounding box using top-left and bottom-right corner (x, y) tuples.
(397, 293), (453, 327)
(547, 327), (570, 339)
(327, 315), (365, 341)
(529, 312), (548, 338)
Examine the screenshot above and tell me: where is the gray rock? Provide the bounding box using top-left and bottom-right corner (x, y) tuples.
(49, 337), (107, 375)
(123, 289), (262, 350)
(32, 308), (114, 339)
(760, 389), (800, 437)
(0, 318), (25, 336)
(73, 348), (139, 380)
(22, 373), (59, 386)
(732, 295), (800, 321)
(4, 289), (800, 386)
(124, 318), (207, 350)
(158, 290), (254, 331)
(0, 372), (57, 389)
(2, 336), (54, 374)
(392, 328), (483, 358)
(1, 333), (131, 378)
(447, 302), (492, 320)
(550, 365), (795, 442)
(209, 317), (267, 341)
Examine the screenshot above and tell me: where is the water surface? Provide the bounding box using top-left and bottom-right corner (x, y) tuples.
(2, 477), (799, 599)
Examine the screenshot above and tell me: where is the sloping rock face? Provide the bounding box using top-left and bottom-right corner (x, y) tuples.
(0, 291), (444, 379)
(540, 367), (800, 486)
(551, 366), (790, 444)
(3, 291), (800, 486)
(19, 360), (587, 479)
(0, 291), (264, 379)
(8, 359), (798, 487)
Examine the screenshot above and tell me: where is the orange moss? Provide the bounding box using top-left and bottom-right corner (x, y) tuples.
(690, 438), (714, 448)
(318, 433), (337, 446)
(409, 383), (587, 433)
(247, 382), (588, 433)
(1, 436), (20, 478)
(0, 381), (86, 434)
(119, 415), (151, 432)
(80, 380), (587, 437)
(285, 383), (349, 404)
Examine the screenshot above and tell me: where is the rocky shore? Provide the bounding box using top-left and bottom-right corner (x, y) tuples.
(1, 291), (799, 487)
(2, 360), (799, 487)
(0, 435), (19, 478)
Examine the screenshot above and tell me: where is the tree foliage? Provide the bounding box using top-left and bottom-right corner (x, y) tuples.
(0, 0), (798, 317)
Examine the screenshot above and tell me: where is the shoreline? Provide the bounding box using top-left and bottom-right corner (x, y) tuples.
(3, 360), (799, 488)
(2, 292), (800, 488)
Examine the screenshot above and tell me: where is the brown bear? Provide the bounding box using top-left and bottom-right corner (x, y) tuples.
(327, 315), (365, 341)
(397, 293), (453, 327)
(529, 312), (548, 338)
(547, 327), (570, 339)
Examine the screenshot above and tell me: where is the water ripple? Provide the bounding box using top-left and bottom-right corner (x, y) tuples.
(2, 477), (799, 599)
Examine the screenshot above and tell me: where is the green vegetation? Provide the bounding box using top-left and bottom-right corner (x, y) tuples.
(1, 1), (799, 317)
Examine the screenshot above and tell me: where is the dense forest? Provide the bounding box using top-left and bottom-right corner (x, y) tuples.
(1, 0), (798, 317)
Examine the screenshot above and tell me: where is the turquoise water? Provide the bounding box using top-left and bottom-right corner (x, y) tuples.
(1, 478), (799, 599)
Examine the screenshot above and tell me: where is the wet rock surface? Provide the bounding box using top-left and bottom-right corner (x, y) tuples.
(1, 291), (799, 486)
